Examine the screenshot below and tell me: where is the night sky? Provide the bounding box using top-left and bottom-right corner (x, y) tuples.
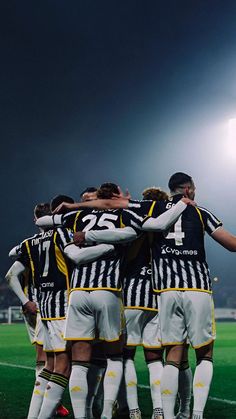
(1, 1), (236, 305)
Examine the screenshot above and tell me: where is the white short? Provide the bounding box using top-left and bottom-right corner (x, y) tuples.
(41, 319), (67, 352)
(125, 309), (162, 349)
(64, 290), (124, 342)
(33, 313), (44, 346)
(23, 311), (37, 344)
(159, 291), (216, 348)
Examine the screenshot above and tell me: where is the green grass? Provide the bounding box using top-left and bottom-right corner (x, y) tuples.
(0, 323), (235, 418)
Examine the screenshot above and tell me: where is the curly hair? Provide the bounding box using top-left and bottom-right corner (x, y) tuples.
(142, 187), (169, 201)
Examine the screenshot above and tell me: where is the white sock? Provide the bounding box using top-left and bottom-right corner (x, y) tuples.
(86, 363), (105, 418)
(27, 369), (51, 419)
(38, 373), (68, 419)
(102, 358), (123, 419)
(124, 359), (139, 410)
(160, 364), (179, 419)
(192, 360), (213, 418)
(117, 371), (129, 412)
(69, 363), (89, 419)
(177, 366), (192, 418)
(147, 360), (163, 410)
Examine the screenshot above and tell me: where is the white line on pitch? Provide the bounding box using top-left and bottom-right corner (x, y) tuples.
(138, 384), (236, 406)
(0, 361), (34, 370)
(1, 362), (236, 406)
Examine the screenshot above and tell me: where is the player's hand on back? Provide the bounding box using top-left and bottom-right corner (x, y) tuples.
(52, 202), (70, 214)
(181, 197), (197, 206)
(112, 186), (131, 200)
(23, 301), (37, 315)
(74, 231), (86, 246)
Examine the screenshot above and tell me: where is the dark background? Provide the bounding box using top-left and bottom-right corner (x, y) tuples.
(1, 1), (236, 308)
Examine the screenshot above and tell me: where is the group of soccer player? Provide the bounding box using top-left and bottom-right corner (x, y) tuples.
(6, 172), (236, 419)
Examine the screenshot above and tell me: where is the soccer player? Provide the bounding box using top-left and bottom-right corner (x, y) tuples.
(7, 203), (51, 372)
(123, 232), (163, 419)
(141, 172), (236, 419)
(7, 203), (71, 418)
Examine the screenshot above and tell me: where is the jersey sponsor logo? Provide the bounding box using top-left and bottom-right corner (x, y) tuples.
(161, 245), (198, 256)
(41, 282), (54, 288)
(140, 266), (152, 276)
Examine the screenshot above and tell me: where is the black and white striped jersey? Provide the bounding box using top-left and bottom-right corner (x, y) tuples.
(17, 234), (42, 306)
(20, 268), (38, 305)
(123, 233), (158, 311)
(19, 228), (74, 319)
(61, 208), (141, 291)
(37, 228), (73, 319)
(144, 195), (222, 293)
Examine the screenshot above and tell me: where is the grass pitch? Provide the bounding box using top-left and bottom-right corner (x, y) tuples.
(0, 322), (235, 418)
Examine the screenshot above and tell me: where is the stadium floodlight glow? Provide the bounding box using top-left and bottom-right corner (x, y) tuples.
(227, 118), (236, 157)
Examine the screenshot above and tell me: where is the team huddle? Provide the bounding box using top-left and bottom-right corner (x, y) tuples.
(6, 172), (236, 419)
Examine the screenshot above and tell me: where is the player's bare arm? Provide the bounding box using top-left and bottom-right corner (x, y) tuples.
(52, 198), (129, 214)
(211, 227), (236, 251)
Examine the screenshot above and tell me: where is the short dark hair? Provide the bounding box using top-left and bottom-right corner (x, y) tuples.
(97, 183), (119, 199)
(34, 203), (51, 219)
(168, 172), (193, 192)
(80, 187), (97, 197)
(50, 195), (74, 213)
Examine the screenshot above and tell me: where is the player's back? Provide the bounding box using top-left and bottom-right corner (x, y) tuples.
(65, 208), (136, 291)
(37, 228), (73, 319)
(149, 194), (222, 292)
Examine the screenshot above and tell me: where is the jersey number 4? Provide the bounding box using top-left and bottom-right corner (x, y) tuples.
(165, 215), (185, 246)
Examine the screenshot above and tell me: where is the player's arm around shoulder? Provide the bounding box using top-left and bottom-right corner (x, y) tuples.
(142, 197), (195, 231)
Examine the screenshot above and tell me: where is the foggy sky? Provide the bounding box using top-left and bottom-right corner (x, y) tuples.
(1, 1), (236, 304)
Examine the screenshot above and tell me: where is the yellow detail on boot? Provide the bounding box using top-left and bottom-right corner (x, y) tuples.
(127, 380), (137, 387)
(33, 389), (41, 395)
(153, 380), (161, 386)
(194, 382), (205, 388)
(107, 371), (116, 378)
(161, 389), (172, 395)
(71, 386), (82, 392)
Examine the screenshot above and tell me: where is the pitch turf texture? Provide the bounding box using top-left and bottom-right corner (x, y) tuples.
(0, 323), (235, 419)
